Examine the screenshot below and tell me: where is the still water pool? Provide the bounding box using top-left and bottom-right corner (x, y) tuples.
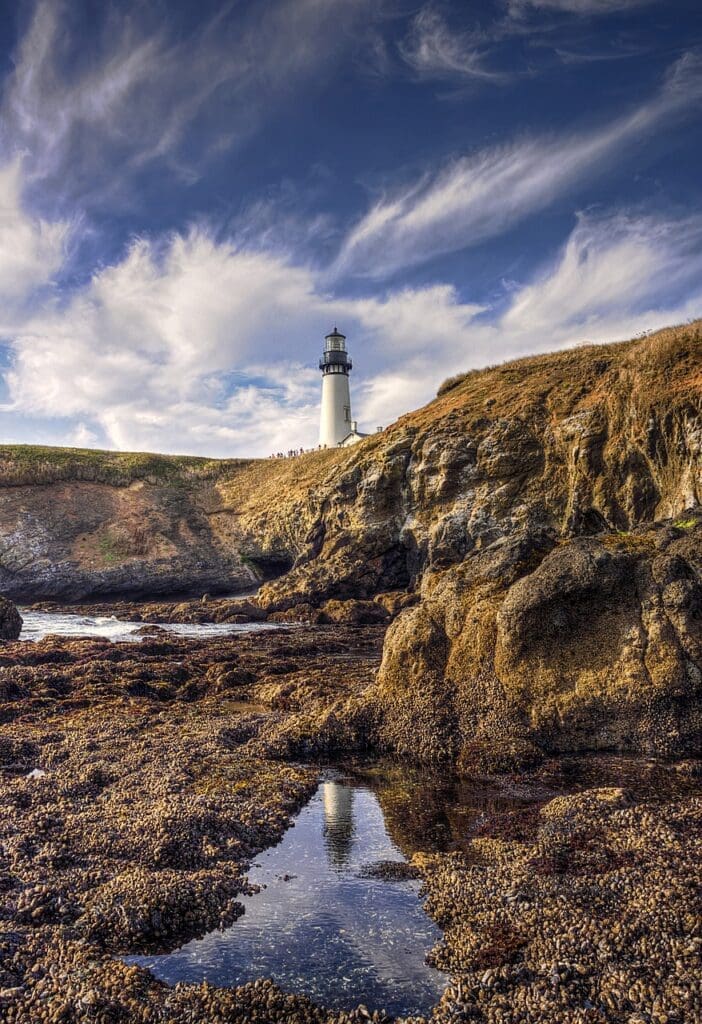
(122, 754), (686, 1015)
(127, 778), (450, 1017)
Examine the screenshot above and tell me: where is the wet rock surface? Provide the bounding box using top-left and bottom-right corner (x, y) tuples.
(0, 597), (22, 639)
(0, 622), (700, 1022)
(0, 625), (387, 1022)
(419, 788), (702, 1024)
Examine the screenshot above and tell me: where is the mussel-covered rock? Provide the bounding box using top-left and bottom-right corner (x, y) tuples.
(0, 597), (22, 640)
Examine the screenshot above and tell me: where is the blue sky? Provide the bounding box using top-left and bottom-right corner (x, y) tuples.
(0, 0), (701, 456)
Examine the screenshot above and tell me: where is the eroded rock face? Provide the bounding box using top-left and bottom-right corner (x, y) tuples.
(254, 324), (702, 612)
(374, 516), (702, 761)
(0, 477), (258, 601)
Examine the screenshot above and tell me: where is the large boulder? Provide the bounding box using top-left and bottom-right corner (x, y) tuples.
(374, 516), (702, 763)
(0, 597), (22, 640)
(319, 599), (390, 625)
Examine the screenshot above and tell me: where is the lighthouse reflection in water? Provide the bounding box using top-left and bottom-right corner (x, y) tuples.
(322, 779), (355, 868)
(128, 779), (447, 1017)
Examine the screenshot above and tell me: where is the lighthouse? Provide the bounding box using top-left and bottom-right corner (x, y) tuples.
(319, 327), (355, 447)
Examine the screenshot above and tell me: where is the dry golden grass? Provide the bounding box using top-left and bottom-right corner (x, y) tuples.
(430, 320), (702, 426)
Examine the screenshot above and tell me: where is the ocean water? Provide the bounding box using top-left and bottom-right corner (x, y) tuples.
(18, 609), (281, 643)
(127, 779), (450, 1017)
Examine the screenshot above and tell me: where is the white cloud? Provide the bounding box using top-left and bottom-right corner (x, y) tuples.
(501, 212), (702, 336)
(5, 231), (323, 427)
(3, 209), (700, 456)
(346, 285), (486, 355)
(0, 158), (70, 308)
(335, 51), (702, 279)
(67, 422), (100, 448)
(2, 222), (485, 453)
(400, 8), (508, 82)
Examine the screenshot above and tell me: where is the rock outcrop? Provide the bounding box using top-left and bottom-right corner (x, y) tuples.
(0, 452), (263, 601)
(251, 323), (702, 760)
(374, 515), (702, 761)
(254, 324), (701, 612)
(0, 596), (22, 639)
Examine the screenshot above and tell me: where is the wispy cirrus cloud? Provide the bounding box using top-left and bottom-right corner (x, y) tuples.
(0, 158), (71, 310)
(334, 50), (702, 279)
(554, 44), (649, 63)
(508, 0), (657, 14)
(399, 7), (510, 83)
(501, 210), (702, 335)
(1, 0), (389, 212)
(396, 0), (661, 90)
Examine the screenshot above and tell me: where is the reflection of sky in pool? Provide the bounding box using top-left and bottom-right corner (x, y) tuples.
(127, 781), (448, 1017)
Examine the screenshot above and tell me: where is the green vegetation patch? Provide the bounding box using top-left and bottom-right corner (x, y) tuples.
(673, 517), (698, 529)
(0, 444), (255, 488)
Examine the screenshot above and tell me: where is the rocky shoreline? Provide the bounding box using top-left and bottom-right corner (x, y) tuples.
(0, 326), (700, 1020)
(0, 625), (372, 1022)
(0, 326), (700, 773)
(27, 507), (702, 767)
(1, 619), (700, 1023)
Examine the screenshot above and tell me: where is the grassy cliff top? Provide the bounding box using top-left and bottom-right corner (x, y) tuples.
(0, 320), (699, 492)
(0, 444), (254, 487)
(425, 320), (702, 427)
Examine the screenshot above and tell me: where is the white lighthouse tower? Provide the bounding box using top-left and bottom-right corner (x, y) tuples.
(319, 327), (354, 447)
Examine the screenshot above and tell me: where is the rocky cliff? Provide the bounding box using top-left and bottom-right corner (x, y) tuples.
(253, 322), (701, 611)
(374, 517), (702, 762)
(0, 322), (700, 758)
(0, 450), (255, 600)
(251, 321), (702, 761)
